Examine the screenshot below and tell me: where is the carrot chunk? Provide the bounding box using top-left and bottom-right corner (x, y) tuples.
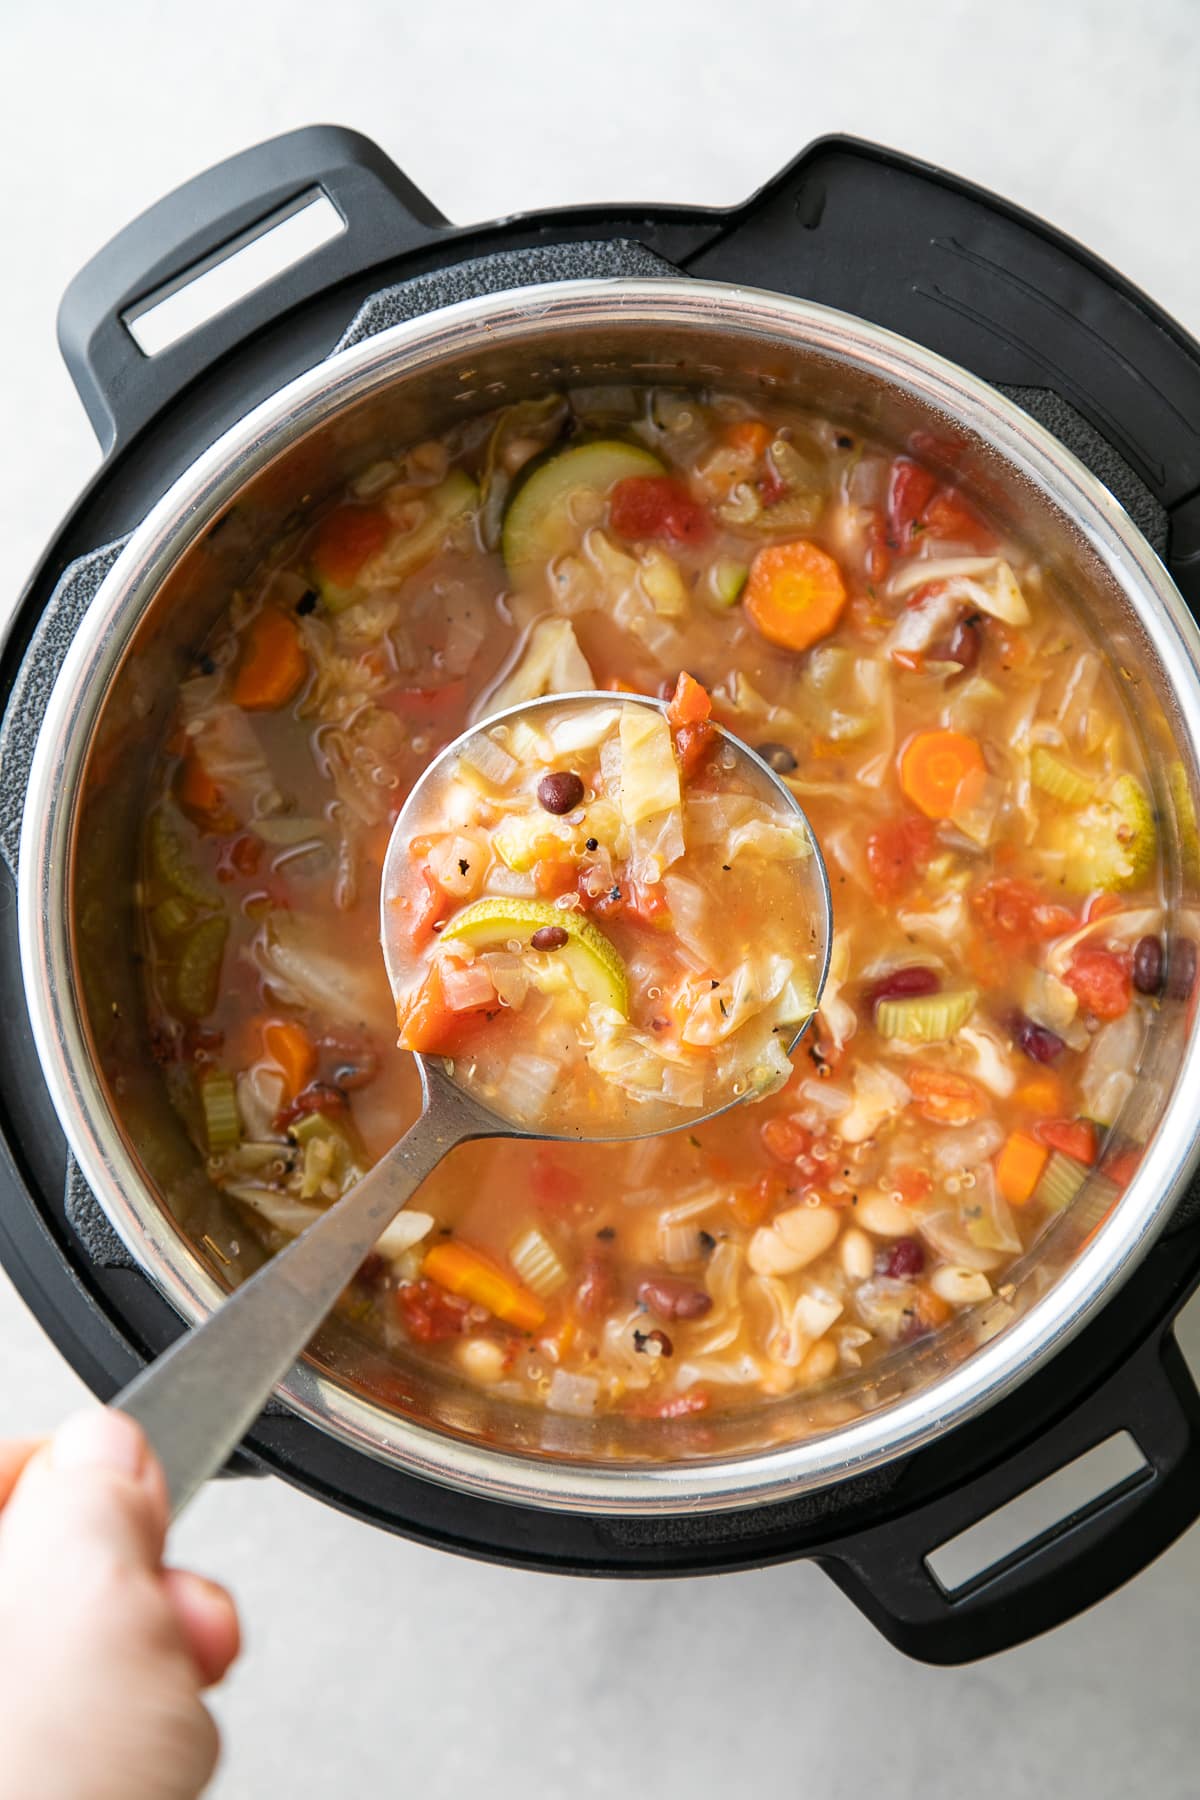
(261, 1019), (317, 1099)
(422, 1240), (546, 1333)
(899, 729), (986, 820)
(231, 610), (308, 711)
(996, 1131), (1049, 1206)
(743, 540), (848, 652)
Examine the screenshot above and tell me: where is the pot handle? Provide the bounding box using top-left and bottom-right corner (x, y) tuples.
(820, 1323), (1200, 1664)
(57, 125), (445, 454)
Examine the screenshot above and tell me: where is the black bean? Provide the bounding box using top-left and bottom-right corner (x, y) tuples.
(637, 1277), (712, 1322)
(530, 925), (569, 951)
(1167, 937), (1198, 1001)
(1132, 934), (1165, 996)
(1012, 1012), (1065, 1064)
(537, 770), (584, 814)
(634, 1328), (674, 1357)
(756, 740), (798, 774)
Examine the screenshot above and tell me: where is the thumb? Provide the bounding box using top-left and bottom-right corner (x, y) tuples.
(0, 1408), (167, 1576)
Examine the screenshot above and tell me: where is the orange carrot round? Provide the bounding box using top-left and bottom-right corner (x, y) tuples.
(261, 1019), (317, 1099)
(742, 539), (847, 652)
(899, 729), (986, 820)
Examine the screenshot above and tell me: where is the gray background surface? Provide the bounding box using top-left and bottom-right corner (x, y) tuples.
(2, 1), (1199, 1792)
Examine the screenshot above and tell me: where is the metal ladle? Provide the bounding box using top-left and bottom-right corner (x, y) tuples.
(113, 692), (832, 1513)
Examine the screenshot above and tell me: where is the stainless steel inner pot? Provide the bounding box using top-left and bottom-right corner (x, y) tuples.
(18, 279), (1200, 1515)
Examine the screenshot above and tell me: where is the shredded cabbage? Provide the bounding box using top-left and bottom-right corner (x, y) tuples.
(475, 617), (594, 720)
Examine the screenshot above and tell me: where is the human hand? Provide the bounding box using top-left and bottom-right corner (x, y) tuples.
(0, 1408), (240, 1800)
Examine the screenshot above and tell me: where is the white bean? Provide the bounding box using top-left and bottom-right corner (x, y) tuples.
(856, 1192), (914, 1238)
(799, 1338), (838, 1384)
(930, 1266), (993, 1306)
(839, 1227), (875, 1282)
(748, 1205), (841, 1277)
(454, 1337), (507, 1384)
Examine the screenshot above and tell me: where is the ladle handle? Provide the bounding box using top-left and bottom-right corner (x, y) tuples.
(112, 1104), (457, 1517)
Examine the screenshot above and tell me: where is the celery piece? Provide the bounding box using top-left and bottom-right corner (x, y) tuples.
(876, 988), (977, 1043)
(148, 808), (218, 906)
(509, 1226), (568, 1298)
(199, 1068), (241, 1152)
(1035, 1150), (1088, 1213)
(175, 915), (229, 1019)
(1046, 773), (1156, 892)
(150, 895), (196, 941)
(1031, 746), (1096, 807)
(706, 556), (749, 609)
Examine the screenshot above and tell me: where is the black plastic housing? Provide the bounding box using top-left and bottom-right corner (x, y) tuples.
(6, 125), (1200, 1663)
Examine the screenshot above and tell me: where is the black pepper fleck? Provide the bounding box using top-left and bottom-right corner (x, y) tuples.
(585, 837), (599, 852)
(458, 859), (469, 876)
(295, 588), (318, 616)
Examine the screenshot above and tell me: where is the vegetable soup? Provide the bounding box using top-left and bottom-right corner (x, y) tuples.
(140, 385), (1179, 1421)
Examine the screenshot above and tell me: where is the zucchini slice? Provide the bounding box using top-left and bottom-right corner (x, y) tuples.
(438, 896), (628, 1016)
(501, 440), (664, 589)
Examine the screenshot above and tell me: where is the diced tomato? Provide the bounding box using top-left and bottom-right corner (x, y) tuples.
(310, 504), (391, 589)
(624, 879), (671, 927)
(1101, 1143), (1142, 1188)
(908, 1065), (987, 1125)
(920, 489), (996, 551)
(628, 1387), (712, 1420)
(1085, 892), (1125, 923)
(396, 963), (492, 1056)
(176, 751), (232, 832)
(531, 1154), (581, 1214)
(1035, 1118), (1098, 1165)
(395, 1278), (472, 1345)
(760, 1115), (813, 1165)
(865, 815), (935, 902)
(407, 866), (447, 950)
(666, 670), (712, 728)
(1063, 947), (1132, 1020)
(609, 476), (712, 546)
(758, 455), (788, 507)
(893, 1167), (933, 1205)
(887, 458), (939, 549)
(674, 720), (717, 780)
(729, 1169), (786, 1228)
(970, 878), (1076, 953)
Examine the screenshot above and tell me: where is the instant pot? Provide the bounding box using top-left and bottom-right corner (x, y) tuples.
(6, 125), (1200, 1665)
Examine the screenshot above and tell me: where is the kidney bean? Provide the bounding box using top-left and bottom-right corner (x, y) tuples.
(756, 741), (798, 774)
(880, 1237), (926, 1279)
(1132, 934), (1165, 996)
(537, 770), (585, 814)
(946, 613), (982, 669)
(1011, 1012), (1066, 1064)
(637, 1276), (713, 1322)
(530, 925), (569, 951)
(1167, 937), (1198, 1001)
(866, 965), (940, 1010)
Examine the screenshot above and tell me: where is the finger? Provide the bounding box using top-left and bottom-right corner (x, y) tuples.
(162, 1569), (242, 1687)
(0, 1408), (168, 1573)
(0, 1438), (45, 1509)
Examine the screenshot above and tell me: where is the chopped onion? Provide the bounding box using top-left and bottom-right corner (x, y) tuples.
(438, 958), (497, 1013)
(929, 1119), (1006, 1174)
(839, 1063), (910, 1144)
(503, 1053), (563, 1123)
(546, 1369), (600, 1416)
(1080, 1011), (1145, 1127)
(375, 1210), (435, 1261)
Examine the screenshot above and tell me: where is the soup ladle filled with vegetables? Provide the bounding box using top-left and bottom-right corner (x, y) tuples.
(114, 685), (832, 1509)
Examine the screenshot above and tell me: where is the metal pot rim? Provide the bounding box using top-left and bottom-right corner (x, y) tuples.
(19, 276), (1200, 1515)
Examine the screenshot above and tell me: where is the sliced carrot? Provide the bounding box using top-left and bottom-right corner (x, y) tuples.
(723, 419), (771, 457)
(175, 750), (229, 828)
(666, 670), (712, 729)
(1015, 1072), (1067, 1116)
(422, 1240), (546, 1333)
(899, 729), (986, 820)
(231, 610), (308, 711)
(743, 539), (848, 653)
(396, 963), (490, 1056)
(908, 1065), (988, 1125)
(996, 1131), (1049, 1206)
(310, 504), (391, 590)
(261, 1019), (318, 1099)
(916, 1286), (953, 1329)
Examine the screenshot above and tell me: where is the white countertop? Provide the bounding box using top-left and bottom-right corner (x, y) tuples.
(2, 2), (1199, 1793)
